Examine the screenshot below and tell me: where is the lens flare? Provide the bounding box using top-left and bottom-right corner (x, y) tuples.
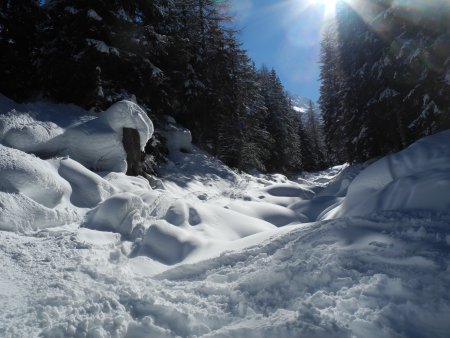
(307, 0), (338, 18)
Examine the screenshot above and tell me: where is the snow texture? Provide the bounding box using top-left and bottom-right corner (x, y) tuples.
(0, 94), (450, 337)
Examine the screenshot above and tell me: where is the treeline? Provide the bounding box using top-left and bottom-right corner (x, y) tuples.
(0, 0), (328, 174)
(320, 0), (450, 164)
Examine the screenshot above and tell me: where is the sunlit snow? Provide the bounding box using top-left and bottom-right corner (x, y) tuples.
(0, 96), (449, 337)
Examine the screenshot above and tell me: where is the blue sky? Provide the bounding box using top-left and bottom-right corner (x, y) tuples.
(228, 0), (331, 102)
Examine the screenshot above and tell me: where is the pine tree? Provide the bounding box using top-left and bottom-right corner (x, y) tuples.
(304, 101), (327, 170)
(320, 0), (450, 164)
(259, 66), (303, 173)
(40, 0), (169, 111)
(0, 0), (43, 101)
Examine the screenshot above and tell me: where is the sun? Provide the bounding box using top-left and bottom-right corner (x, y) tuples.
(310, 0), (338, 17)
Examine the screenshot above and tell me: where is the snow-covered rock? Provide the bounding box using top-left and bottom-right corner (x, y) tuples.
(138, 221), (204, 265)
(85, 193), (148, 238)
(0, 96), (153, 173)
(162, 121), (193, 153)
(100, 100), (153, 152)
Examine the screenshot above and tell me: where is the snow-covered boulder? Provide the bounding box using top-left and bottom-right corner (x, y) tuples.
(85, 193), (148, 238)
(227, 200), (301, 226)
(99, 100), (153, 152)
(138, 221), (203, 265)
(256, 183), (315, 207)
(60, 100), (153, 172)
(162, 123), (193, 153)
(0, 96), (154, 173)
(323, 130), (450, 219)
(61, 116), (129, 172)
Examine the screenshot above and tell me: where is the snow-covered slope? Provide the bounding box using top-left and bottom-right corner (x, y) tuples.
(289, 93), (320, 116)
(1, 95), (450, 337)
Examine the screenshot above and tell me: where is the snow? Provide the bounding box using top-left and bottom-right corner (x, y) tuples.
(87, 9), (102, 21)
(0, 96), (153, 172)
(1, 94), (450, 337)
(85, 193), (147, 238)
(379, 87), (399, 100)
(292, 105), (306, 113)
(64, 6), (79, 14)
(161, 118), (193, 153)
(322, 130), (450, 219)
(289, 93), (320, 117)
(86, 39), (120, 56)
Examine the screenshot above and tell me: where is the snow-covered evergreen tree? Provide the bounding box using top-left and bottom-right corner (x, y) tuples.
(0, 0), (43, 101)
(40, 0), (168, 111)
(320, 0), (450, 164)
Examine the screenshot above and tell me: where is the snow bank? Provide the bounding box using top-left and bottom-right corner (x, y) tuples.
(0, 146), (86, 231)
(0, 96), (153, 173)
(0, 112), (64, 153)
(0, 192), (81, 232)
(323, 130), (450, 219)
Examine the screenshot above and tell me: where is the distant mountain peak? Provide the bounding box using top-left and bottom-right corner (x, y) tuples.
(288, 93), (320, 116)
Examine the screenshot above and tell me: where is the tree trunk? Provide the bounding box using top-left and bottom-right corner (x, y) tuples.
(123, 127), (142, 176)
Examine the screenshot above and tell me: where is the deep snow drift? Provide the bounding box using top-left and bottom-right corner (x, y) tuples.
(1, 95), (450, 337)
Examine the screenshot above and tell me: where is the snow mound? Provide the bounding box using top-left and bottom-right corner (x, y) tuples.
(138, 221), (204, 265)
(85, 193), (148, 238)
(0, 112), (64, 152)
(227, 201), (301, 226)
(100, 100), (153, 151)
(0, 145), (71, 208)
(103, 172), (153, 193)
(0, 96), (153, 173)
(57, 158), (115, 208)
(162, 122), (193, 153)
(0, 192), (81, 232)
(256, 182), (315, 207)
(60, 100), (153, 172)
(323, 130), (450, 219)
(289, 196), (341, 222)
(165, 201), (276, 240)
